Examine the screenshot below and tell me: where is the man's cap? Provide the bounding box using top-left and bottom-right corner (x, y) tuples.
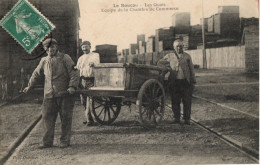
(173, 37), (184, 45)
(42, 38), (58, 47)
(174, 37), (183, 42)
(81, 41), (91, 47)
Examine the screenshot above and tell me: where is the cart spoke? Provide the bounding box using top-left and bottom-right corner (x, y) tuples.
(152, 83), (159, 98)
(153, 96), (163, 102)
(103, 108), (107, 121)
(97, 107), (105, 118)
(94, 104), (103, 109)
(143, 91), (149, 100)
(154, 86), (161, 97)
(110, 106), (116, 116)
(107, 108), (111, 120)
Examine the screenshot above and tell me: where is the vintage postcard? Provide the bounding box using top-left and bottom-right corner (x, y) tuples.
(0, 0), (259, 164)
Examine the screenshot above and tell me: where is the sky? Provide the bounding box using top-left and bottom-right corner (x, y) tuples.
(78, 0), (259, 52)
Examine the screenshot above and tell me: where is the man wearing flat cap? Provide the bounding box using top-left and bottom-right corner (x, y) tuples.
(76, 41), (100, 126)
(23, 38), (80, 148)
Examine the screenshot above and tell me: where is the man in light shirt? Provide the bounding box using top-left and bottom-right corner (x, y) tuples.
(76, 41), (100, 126)
(158, 39), (196, 125)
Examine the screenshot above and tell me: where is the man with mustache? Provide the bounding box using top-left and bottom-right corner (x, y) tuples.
(23, 38), (79, 148)
(76, 41), (100, 126)
(159, 38), (196, 125)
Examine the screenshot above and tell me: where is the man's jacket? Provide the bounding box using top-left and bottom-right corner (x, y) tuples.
(28, 51), (79, 98)
(158, 52), (196, 84)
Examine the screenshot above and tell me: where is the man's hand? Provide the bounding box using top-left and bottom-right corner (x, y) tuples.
(67, 87), (76, 95)
(23, 86), (31, 93)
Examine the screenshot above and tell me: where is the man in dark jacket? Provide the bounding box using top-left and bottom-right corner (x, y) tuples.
(23, 38), (79, 148)
(158, 39), (196, 125)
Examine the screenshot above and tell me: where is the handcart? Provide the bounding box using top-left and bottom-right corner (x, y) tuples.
(73, 63), (166, 128)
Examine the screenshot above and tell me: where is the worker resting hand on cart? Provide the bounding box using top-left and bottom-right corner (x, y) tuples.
(158, 38), (196, 125)
(76, 41), (100, 126)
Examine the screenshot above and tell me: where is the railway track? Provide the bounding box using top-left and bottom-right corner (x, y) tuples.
(165, 94), (259, 162)
(0, 94), (258, 164)
(0, 94), (42, 165)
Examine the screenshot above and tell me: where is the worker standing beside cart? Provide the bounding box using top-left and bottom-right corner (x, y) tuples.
(76, 41), (100, 126)
(158, 38), (196, 125)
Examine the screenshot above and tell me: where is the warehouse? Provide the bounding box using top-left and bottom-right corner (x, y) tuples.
(0, 0), (80, 99)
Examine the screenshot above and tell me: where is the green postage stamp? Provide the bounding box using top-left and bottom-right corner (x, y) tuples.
(0, 0), (55, 53)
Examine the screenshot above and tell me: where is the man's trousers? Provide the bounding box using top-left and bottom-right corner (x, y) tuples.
(42, 96), (75, 146)
(169, 79), (192, 120)
(79, 77), (94, 123)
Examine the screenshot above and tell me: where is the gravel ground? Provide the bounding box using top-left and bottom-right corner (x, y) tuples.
(1, 69), (259, 164)
(0, 93), (42, 158)
(5, 104), (257, 165)
(192, 98), (259, 151)
(192, 70), (259, 152)
(194, 85), (259, 117)
(164, 69), (259, 155)
(195, 69), (258, 84)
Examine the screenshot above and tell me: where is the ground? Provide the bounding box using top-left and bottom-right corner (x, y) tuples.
(0, 69), (259, 164)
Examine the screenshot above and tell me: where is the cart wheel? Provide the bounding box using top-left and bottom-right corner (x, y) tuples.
(137, 79), (165, 128)
(92, 97), (121, 125)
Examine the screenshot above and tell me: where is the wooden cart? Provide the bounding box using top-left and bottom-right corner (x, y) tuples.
(78, 63), (166, 128)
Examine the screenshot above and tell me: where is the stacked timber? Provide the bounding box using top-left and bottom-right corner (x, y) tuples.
(129, 44), (138, 54)
(146, 36), (155, 53)
(95, 44), (118, 63)
(138, 41), (146, 54)
(155, 28), (174, 52)
(172, 12), (190, 34)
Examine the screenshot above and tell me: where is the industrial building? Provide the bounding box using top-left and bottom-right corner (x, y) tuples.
(0, 0), (80, 98)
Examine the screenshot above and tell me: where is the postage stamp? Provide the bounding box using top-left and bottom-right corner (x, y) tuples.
(0, 0), (55, 53)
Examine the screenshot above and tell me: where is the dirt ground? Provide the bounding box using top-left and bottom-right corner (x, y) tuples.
(0, 93), (42, 158)
(1, 69), (259, 164)
(5, 104), (257, 165)
(192, 70), (259, 151)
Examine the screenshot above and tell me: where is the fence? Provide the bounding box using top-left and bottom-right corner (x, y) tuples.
(119, 45), (246, 69)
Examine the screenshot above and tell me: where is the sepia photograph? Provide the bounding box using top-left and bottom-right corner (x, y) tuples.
(0, 0), (259, 164)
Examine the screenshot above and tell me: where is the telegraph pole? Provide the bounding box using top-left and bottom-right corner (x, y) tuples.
(201, 0), (207, 69)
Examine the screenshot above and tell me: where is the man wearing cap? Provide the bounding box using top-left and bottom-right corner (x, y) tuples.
(158, 39), (196, 125)
(23, 38), (79, 148)
(76, 41), (100, 126)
